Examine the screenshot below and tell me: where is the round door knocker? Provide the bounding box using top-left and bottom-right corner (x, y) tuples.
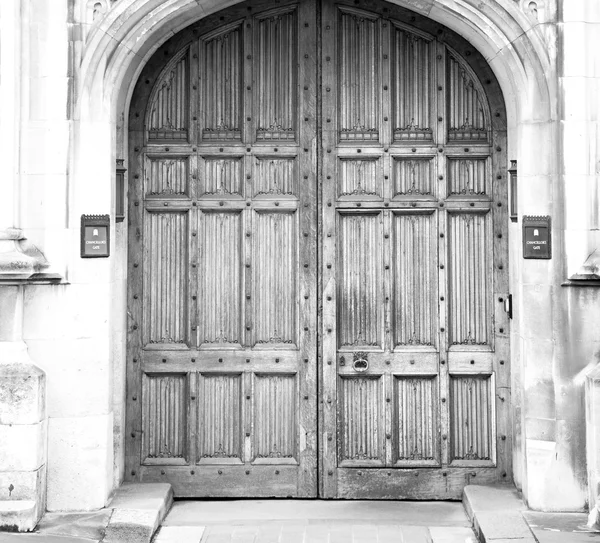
(353, 352), (369, 373)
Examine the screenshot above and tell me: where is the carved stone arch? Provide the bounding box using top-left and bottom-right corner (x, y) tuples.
(70, 0), (558, 505)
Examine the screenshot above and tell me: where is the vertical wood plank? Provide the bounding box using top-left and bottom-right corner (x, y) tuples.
(436, 40), (450, 469)
(297, 0), (318, 497)
(320, 0), (338, 498)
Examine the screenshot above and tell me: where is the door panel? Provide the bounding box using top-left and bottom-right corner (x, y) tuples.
(127, 0), (318, 497)
(128, 0), (509, 499)
(320, 0), (509, 499)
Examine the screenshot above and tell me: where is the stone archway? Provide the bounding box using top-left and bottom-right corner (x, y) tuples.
(72, 0), (563, 509)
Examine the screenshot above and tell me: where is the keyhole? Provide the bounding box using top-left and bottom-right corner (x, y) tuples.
(8, 483), (14, 496)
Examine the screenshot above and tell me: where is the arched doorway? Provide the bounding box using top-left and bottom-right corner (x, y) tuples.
(126, 0), (509, 499)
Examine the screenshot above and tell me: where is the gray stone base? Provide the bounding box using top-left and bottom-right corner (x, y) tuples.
(463, 484), (535, 542)
(102, 483), (173, 543)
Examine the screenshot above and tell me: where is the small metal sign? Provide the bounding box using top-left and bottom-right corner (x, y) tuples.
(523, 215), (551, 259)
(81, 214), (110, 258)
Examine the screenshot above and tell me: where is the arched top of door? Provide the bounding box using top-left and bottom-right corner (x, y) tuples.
(131, 0), (503, 143)
(76, 0), (553, 129)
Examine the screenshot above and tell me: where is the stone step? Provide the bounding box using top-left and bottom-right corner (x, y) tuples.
(101, 483), (173, 543)
(463, 484), (535, 543)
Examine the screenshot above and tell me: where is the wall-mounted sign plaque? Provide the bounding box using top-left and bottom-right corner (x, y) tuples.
(81, 214), (110, 258)
(523, 215), (551, 259)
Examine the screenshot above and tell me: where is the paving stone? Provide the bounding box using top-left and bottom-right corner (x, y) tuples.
(103, 508), (159, 543)
(429, 526), (478, 542)
(163, 500), (469, 527)
(0, 535), (97, 543)
(463, 484), (525, 517)
(35, 509), (111, 540)
(530, 533), (600, 543)
(475, 510), (533, 540)
(523, 510), (600, 543)
(109, 483), (172, 512)
(153, 525), (205, 543)
(523, 511), (592, 532)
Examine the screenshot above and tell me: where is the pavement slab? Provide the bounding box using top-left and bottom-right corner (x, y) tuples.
(160, 500), (476, 543)
(164, 499), (470, 527)
(35, 510), (112, 541)
(523, 511), (600, 543)
(153, 526), (205, 543)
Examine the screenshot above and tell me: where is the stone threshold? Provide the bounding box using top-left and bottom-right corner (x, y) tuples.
(102, 483), (173, 543)
(0, 483), (173, 543)
(463, 484), (535, 542)
(463, 484), (600, 543)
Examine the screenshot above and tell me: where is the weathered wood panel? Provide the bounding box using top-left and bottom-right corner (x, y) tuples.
(202, 157), (244, 196)
(447, 158), (488, 197)
(339, 376), (384, 466)
(254, 374), (297, 462)
(201, 25), (243, 141)
(448, 212), (490, 346)
(255, 8), (297, 140)
(338, 158), (381, 198)
(338, 8), (380, 140)
(337, 213), (382, 347)
(392, 212), (436, 347)
(253, 211), (297, 345)
(198, 373), (242, 463)
(254, 157), (297, 197)
(392, 26), (433, 141)
(146, 157), (189, 196)
(142, 373), (188, 463)
(447, 53), (488, 141)
(394, 377), (439, 466)
(200, 212), (242, 345)
(148, 50), (189, 140)
(450, 375), (494, 463)
(392, 158), (435, 198)
(144, 212), (189, 345)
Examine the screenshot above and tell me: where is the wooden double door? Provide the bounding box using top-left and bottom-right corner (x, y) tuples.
(126, 0), (510, 499)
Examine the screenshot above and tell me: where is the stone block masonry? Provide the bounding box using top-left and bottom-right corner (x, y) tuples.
(0, 344), (47, 532)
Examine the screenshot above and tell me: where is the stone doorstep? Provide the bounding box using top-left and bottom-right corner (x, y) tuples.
(463, 484), (534, 542)
(0, 483), (173, 542)
(101, 483), (173, 543)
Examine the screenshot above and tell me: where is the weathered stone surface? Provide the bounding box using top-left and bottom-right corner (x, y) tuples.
(463, 484), (526, 517)
(0, 229), (49, 281)
(476, 511), (534, 540)
(36, 509), (112, 540)
(109, 483), (173, 512)
(46, 414), (112, 511)
(0, 500), (40, 533)
(463, 485), (533, 542)
(154, 526), (206, 543)
(0, 465), (45, 502)
(102, 483), (174, 543)
(0, 420), (46, 471)
(102, 509), (158, 543)
(0, 361), (45, 425)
